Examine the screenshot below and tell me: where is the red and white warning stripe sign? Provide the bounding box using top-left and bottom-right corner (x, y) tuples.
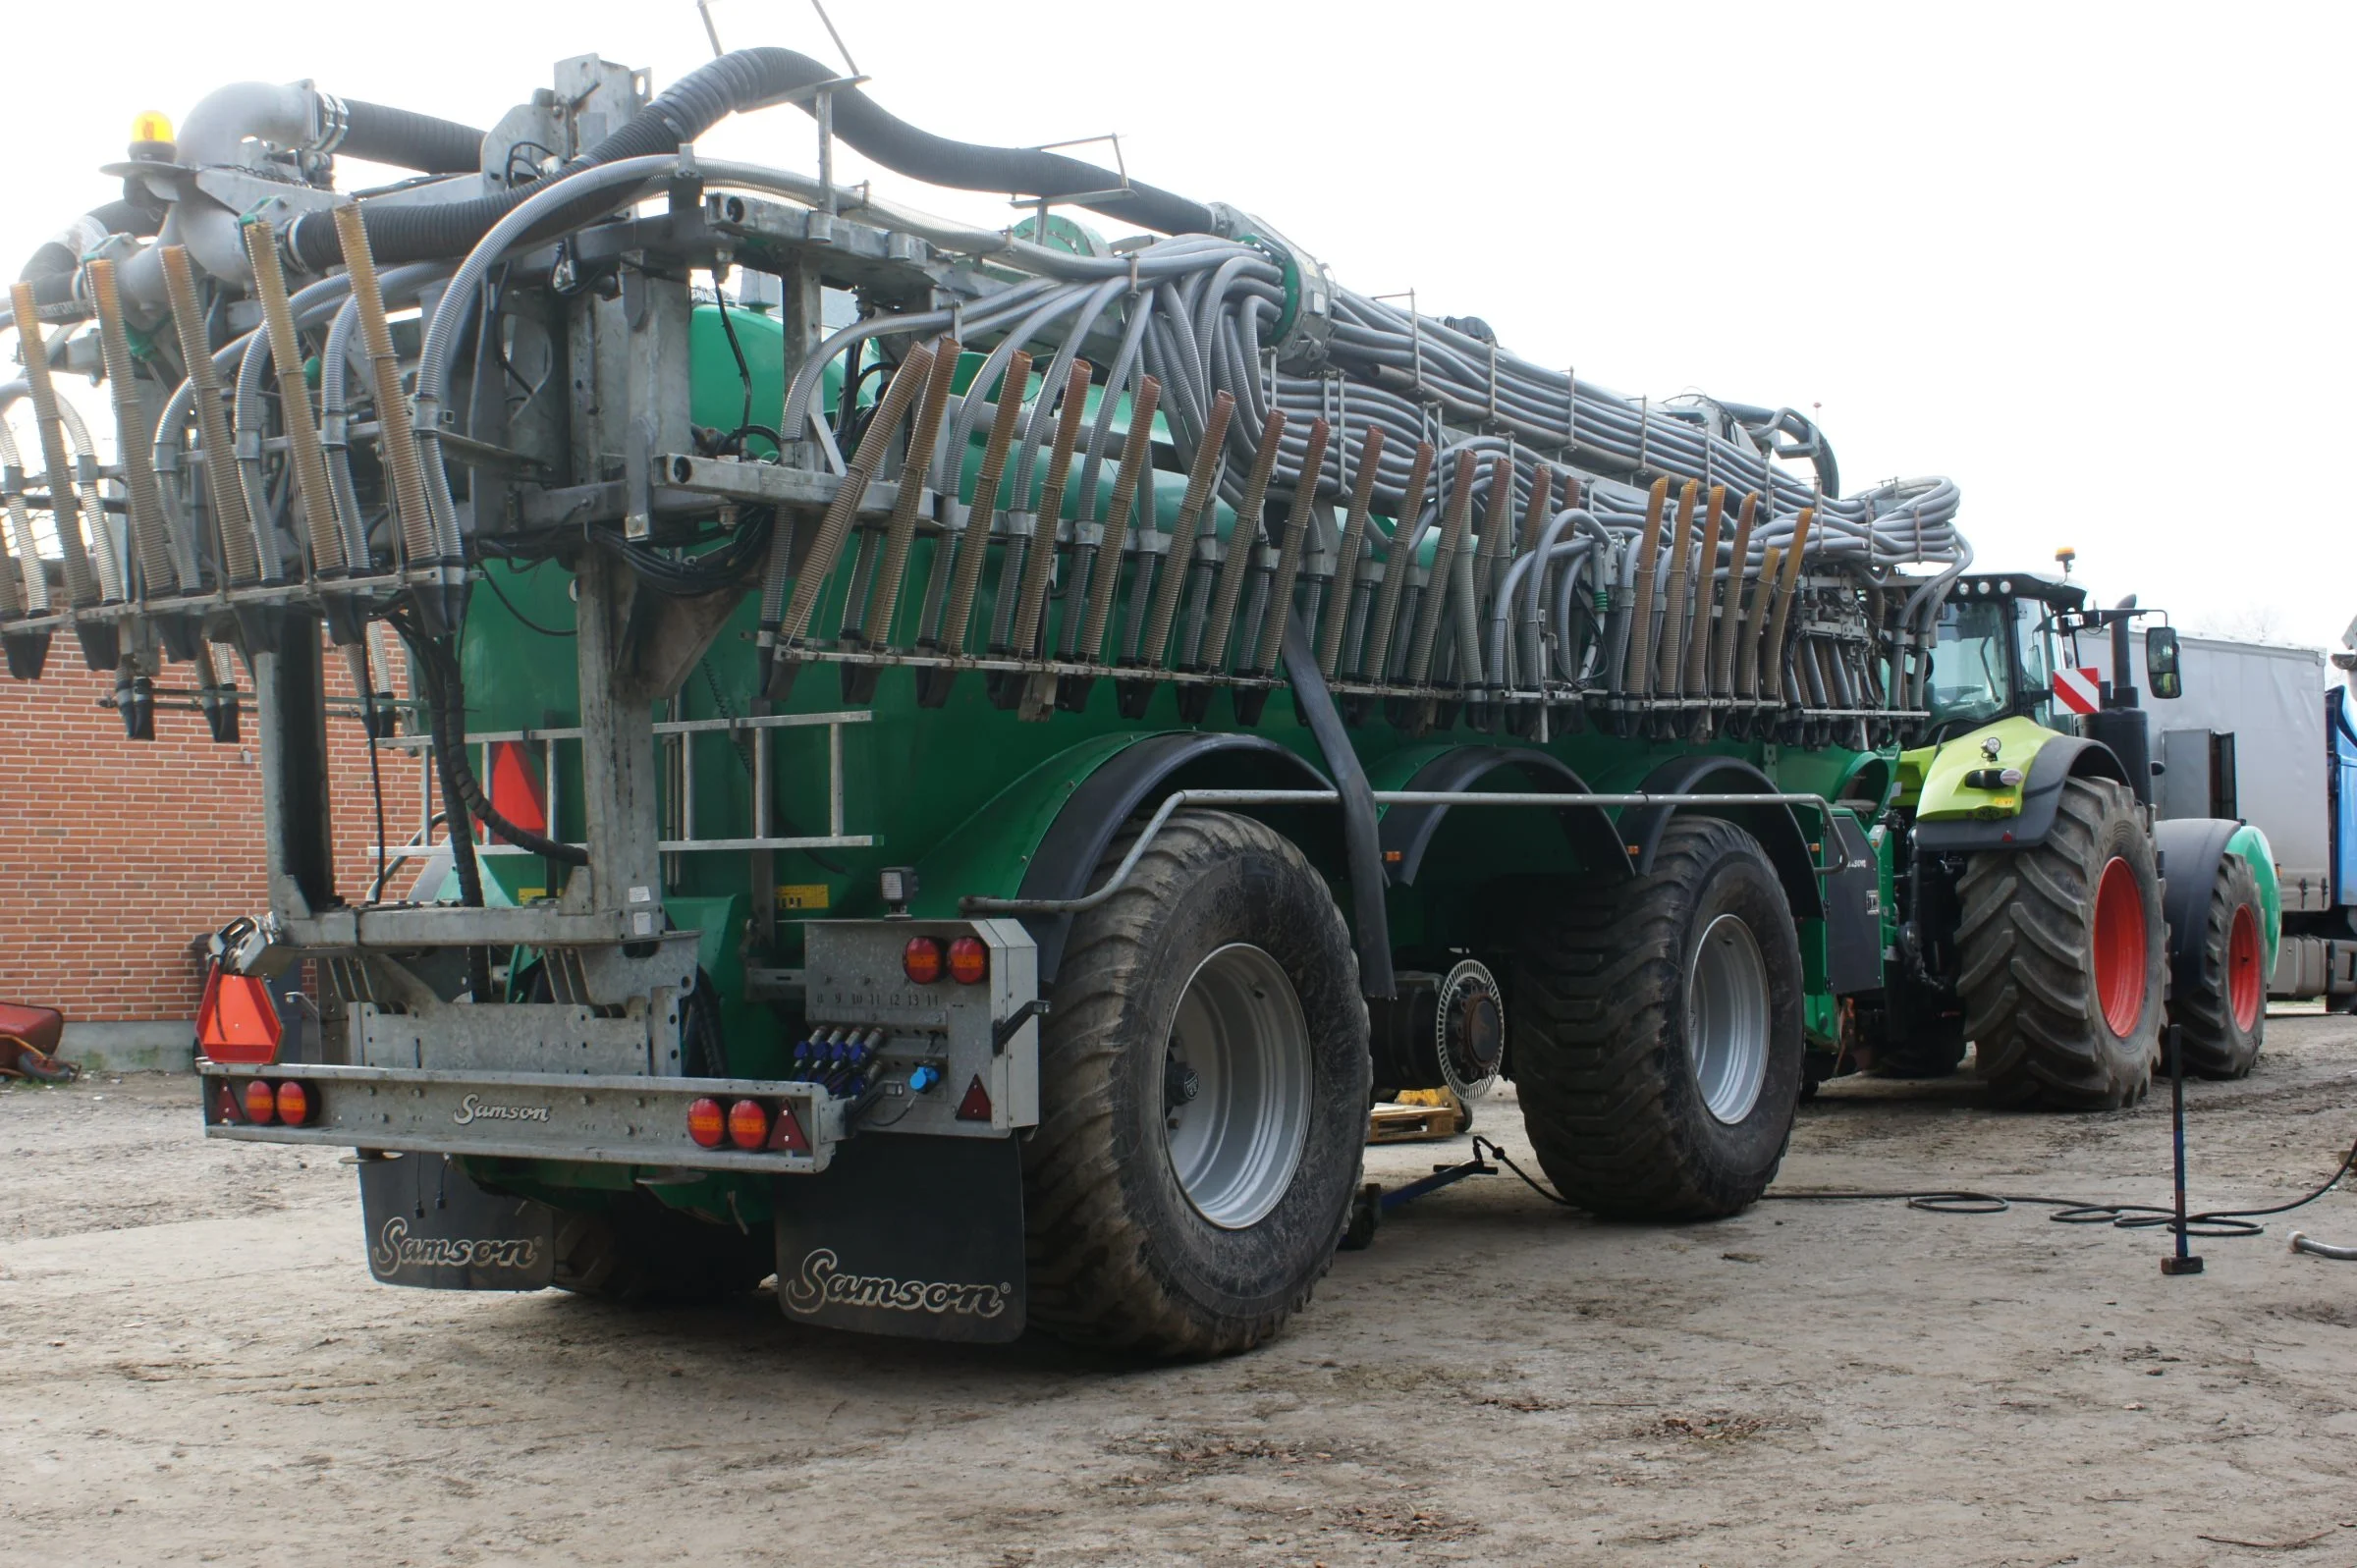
(2053, 666), (2103, 715)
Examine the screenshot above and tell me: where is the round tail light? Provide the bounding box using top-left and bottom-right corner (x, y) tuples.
(947, 936), (989, 985)
(243, 1079), (278, 1124)
(903, 936), (945, 985)
(727, 1099), (771, 1151)
(686, 1097), (726, 1149)
(274, 1080), (311, 1126)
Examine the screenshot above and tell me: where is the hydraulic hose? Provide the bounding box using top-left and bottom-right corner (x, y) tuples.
(401, 621), (587, 867)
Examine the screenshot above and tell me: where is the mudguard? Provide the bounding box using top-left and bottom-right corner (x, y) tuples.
(1912, 735), (2129, 854)
(2154, 818), (2280, 980)
(1376, 745), (1631, 888)
(358, 1152), (556, 1291)
(920, 611), (1397, 999)
(1617, 755), (1824, 919)
(939, 731), (1334, 988)
(773, 1133), (1025, 1343)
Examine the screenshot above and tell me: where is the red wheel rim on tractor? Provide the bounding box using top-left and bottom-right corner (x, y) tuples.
(2226, 902), (2264, 1033)
(2093, 857), (2148, 1038)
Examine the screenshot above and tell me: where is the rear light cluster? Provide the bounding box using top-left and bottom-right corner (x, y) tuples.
(685, 1096), (810, 1155)
(903, 935), (990, 986)
(228, 1077), (318, 1126)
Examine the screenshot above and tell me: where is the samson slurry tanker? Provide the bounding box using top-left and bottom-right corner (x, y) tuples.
(0, 44), (2278, 1355)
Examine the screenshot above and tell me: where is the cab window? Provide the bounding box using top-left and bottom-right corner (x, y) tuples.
(1929, 597), (2011, 728)
(2014, 599), (2055, 725)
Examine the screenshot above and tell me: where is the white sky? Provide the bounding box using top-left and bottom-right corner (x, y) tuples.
(6, 0), (2351, 651)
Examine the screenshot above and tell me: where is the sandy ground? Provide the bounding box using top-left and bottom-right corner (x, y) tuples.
(3, 1016), (2354, 1568)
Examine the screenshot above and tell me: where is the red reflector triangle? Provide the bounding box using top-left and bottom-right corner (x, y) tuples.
(196, 968), (283, 1065)
(484, 740), (549, 838)
(767, 1102), (810, 1154)
(956, 1074), (993, 1122)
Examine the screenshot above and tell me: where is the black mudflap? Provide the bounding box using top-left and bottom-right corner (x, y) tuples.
(358, 1153), (556, 1290)
(774, 1133), (1026, 1343)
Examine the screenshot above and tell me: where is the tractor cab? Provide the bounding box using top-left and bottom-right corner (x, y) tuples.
(1926, 572), (2086, 740)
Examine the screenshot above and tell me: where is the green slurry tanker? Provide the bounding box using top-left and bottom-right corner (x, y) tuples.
(0, 45), (2275, 1355)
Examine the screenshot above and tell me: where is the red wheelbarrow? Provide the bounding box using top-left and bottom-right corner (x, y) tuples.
(0, 1002), (80, 1083)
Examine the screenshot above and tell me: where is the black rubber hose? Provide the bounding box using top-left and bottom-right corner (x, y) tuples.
(422, 656), (589, 866)
(20, 198), (168, 282)
(287, 46), (1210, 273)
(783, 56), (1214, 235)
(338, 100), (487, 174)
(396, 616), (590, 867)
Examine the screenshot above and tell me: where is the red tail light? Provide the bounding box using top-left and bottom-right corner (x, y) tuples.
(903, 936), (944, 985)
(274, 1080), (311, 1126)
(896, 933), (943, 985)
(947, 935), (989, 985)
(727, 1099), (770, 1151)
(686, 1097), (726, 1148)
(243, 1079), (279, 1124)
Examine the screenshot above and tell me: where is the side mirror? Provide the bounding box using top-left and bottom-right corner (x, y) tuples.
(2146, 625), (2183, 700)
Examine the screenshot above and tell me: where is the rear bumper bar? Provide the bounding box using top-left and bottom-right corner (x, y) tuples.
(197, 1061), (847, 1173)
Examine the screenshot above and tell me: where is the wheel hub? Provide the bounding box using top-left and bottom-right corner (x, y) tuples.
(2093, 856), (2148, 1038)
(1688, 913), (1771, 1125)
(2227, 901), (2263, 1034)
(1434, 959), (1504, 1100)
(1162, 944), (1312, 1230)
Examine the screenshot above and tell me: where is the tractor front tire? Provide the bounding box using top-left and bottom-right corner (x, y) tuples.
(1511, 817), (1806, 1219)
(1023, 810), (1369, 1358)
(1958, 777), (2164, 1110)
(2169, 851), (2268, 1079)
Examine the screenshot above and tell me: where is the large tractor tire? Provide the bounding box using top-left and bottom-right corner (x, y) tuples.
(1958, 777), (2165, 1109)
(551, 1194), (776, 1301)
(2168, 851), (2267, 1079)
(1511, 817), (1806, 1219)
(1023, 810), (1369, 1358)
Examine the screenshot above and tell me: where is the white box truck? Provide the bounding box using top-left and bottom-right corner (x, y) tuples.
(2087, 629), (2356, 1003)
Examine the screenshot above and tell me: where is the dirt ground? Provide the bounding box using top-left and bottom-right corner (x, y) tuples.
(4, 1015), (2354, 1568)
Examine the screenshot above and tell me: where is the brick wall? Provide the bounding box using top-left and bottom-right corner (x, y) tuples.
(0, 629), (425, 1024)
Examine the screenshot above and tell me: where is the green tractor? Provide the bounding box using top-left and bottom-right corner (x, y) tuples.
(1830, 569), (2278, 1107)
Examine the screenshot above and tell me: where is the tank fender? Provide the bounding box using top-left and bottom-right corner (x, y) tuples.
(1005, 731), (1388, 994)
(1378, 746), (1632, 889)
(1913, 736), (2128, 854)
(1617, 755), (1823, 920)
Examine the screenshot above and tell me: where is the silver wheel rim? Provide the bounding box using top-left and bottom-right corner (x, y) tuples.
(1688, 913), (1771, 1125)
(1163, 943), (1312, 1229)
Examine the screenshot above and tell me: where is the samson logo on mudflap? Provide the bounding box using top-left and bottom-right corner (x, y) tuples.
(370, 1217), (541, 1276)
(782, 1247), (1011, 1319)
(451, 1095), (551, 1126)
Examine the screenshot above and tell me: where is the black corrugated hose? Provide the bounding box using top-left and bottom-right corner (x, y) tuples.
(287, 47), (1208, 274)
(337, 99), (487, 175)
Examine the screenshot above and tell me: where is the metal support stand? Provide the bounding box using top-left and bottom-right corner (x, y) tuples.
(1339, 1143), (1497, 1250)
(2162, 1022), (2205, 1276)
